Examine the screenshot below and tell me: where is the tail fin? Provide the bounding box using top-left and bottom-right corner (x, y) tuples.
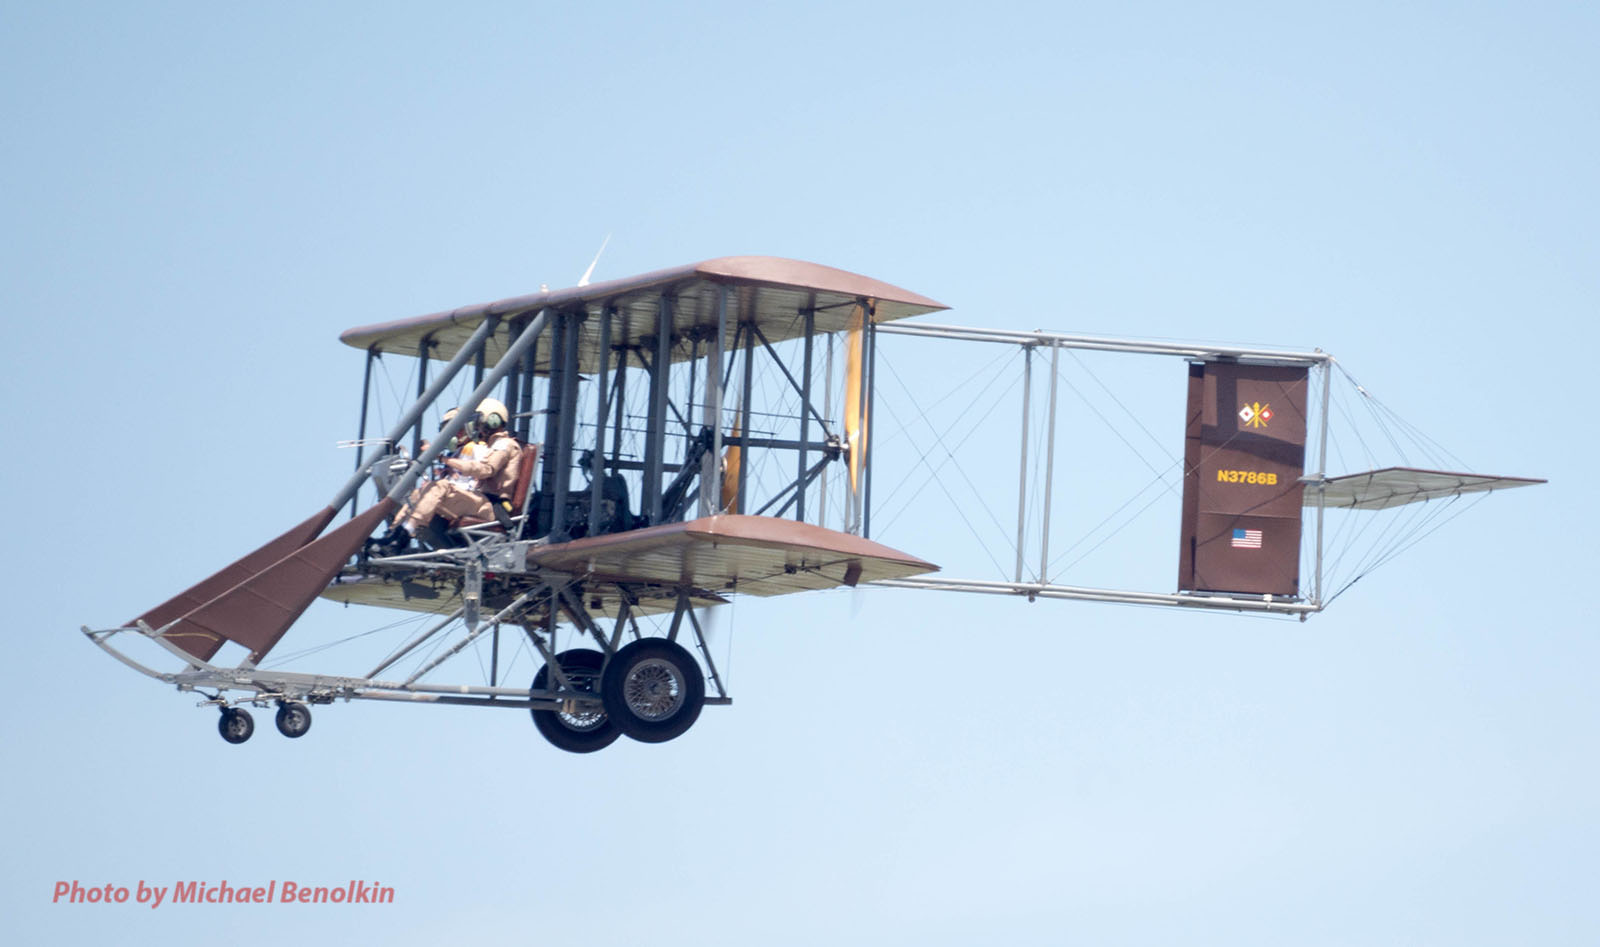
(1178, 362), (1308, 596)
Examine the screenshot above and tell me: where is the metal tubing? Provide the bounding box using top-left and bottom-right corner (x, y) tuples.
(551, 311), (583, 539)
(720, 436), (836, 452)
(1314, 357), (1332, 606)
(876, 322), (1333, 366)
(540, 314), (569, 536)
(756, 454), (831, 518)
(350, 346), (376, 518)
(799, 307), (814, 522)
(386, 311), (549, 502)
(1040, 341), (1059, 583)
(872, 576), (1322, 615)
(366, 606), (466, 678)
(864, 314), (876, 539)
(589, 307), (613, 536)
(402, 589), (537, 685)
(700, 287), (728, 517)
(751, 323), (832, 434)
(612, 343), (627, 472)
(738, 317), (755, 516)
(412, 333), (431, 458)
(1015, 345), (1032, 582)
(685, 607), (727, 699)
(645, 295), (673, 524)
(518, 321), (539, 443)
(822, 331), (832, 529)
(328, 316), (501, 511)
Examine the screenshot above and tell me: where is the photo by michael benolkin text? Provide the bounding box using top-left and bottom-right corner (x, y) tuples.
(53, 879), (395, 908)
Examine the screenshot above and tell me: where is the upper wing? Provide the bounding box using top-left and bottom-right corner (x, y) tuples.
(336, 256), (948, 371)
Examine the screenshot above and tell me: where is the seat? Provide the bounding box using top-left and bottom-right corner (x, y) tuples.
(454, 442), (540, 532)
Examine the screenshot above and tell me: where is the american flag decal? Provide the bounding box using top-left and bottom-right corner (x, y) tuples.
(1231, 528), (1263, 549)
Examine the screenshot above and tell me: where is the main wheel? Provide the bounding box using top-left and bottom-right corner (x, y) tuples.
(275, 701), (313, 738)
(600, 638), (705, 744)
(531, 649), (620, 753)
(218, 707), (254, 744)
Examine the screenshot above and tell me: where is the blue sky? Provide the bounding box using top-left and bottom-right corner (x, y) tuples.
(2, 2), (1594, 943)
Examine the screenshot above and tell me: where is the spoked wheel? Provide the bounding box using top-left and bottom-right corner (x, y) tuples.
(275, 701), (313, 739)
(601, 638), (705, 744)
(531, 649), (620, 753)
(218, 707), (254, 744)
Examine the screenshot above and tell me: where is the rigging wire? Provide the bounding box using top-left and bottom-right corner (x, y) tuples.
(874, 350), (1026, 559)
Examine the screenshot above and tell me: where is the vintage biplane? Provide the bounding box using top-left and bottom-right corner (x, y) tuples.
(83, 256), (1543, 751)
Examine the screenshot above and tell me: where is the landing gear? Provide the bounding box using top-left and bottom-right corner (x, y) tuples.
(531, 649), (619, 753)
(275, 701), (313, 738)
(218, 707), (254, 744)
(601, 638), (705, 744)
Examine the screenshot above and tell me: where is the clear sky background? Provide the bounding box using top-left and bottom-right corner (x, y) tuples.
(2, 1), (1594, 943)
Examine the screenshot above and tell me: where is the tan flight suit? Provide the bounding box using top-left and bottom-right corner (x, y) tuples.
(397, 433), (521, 532)
(395, 440), (484, 512)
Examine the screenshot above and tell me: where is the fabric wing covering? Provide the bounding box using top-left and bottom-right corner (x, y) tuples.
(1308, 467), (1546, 510)
(337, 256), (948, 371)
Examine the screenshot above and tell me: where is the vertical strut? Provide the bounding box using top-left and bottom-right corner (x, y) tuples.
(799, 306), (814, 523)
(822, 332), (833, 529)
(644, 295), (673, 524)
(864, 311), (876, 539)
(1040, 341), (1059, 583)
(1015, 344), (1032, 582)
(350, 346), (376, 518)
(540, 314), (569, 538)
(700, 287), (728, 517)
(590, 307), (613, 536)
(1313, 357), (1332, 608)
(517, 321), (538, 443)
(412, 333), (432, 458)
(738, 315), (755, 515)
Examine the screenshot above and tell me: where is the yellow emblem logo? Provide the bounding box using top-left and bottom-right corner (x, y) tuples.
(1238, 402), (1274, 429)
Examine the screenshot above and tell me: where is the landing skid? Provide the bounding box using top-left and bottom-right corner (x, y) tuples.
(82, 576), (730, 751)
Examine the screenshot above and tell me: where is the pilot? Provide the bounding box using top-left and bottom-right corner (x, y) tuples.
(445, 397), (523, 517)
(370, 398), (520, 554)
(369, 407), (482, 555)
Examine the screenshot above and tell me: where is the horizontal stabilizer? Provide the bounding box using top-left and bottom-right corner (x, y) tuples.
(135, 506), (337, 660)
(1305, 467), (1546, 511)
(165, 501), (397, 664)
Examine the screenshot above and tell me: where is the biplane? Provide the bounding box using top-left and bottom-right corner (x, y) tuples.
(83, 256), (1544, 752)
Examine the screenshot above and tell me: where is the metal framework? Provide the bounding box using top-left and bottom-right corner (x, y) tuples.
(88, 257), (1539, 748)
(872, 322), (1336, 617)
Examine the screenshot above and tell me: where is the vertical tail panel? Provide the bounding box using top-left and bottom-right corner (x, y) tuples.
(1178, 363), (1308, 596)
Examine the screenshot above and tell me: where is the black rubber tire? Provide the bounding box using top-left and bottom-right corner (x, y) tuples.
(600, 638), (705, 744)
(275, 701), (313, 739)
(531, 649), (620, 753)
(218, 708), (254, 744)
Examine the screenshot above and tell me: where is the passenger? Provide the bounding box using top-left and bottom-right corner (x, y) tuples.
(370, 399), (519, 554)
(447, 397), (522, 518)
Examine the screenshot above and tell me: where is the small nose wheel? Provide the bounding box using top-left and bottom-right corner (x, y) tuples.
(275, 701), (313, 739)
(218, 707), (255, 744)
